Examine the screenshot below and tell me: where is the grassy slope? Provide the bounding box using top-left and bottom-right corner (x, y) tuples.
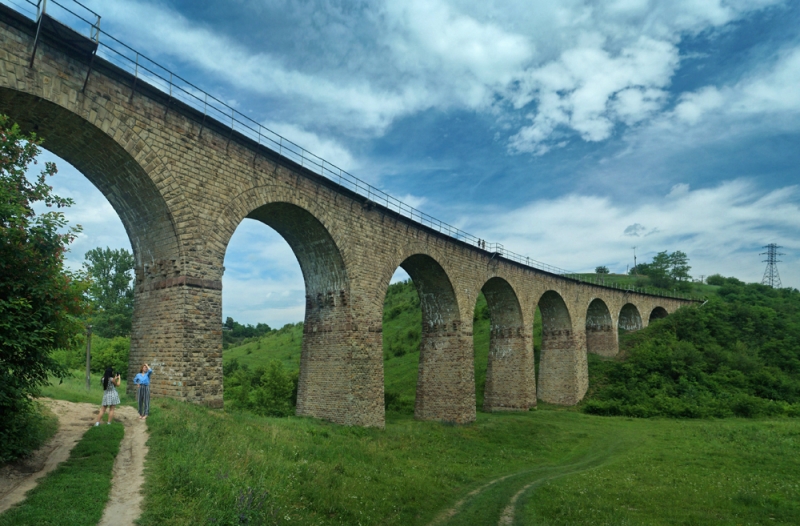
(0, 424), (124, 526)
(222, 281), (544, 412)
(137, 399), (800, 525)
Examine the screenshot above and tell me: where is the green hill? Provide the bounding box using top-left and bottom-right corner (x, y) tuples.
(584, 276), (800, 418)
(222, 280), (543, 414)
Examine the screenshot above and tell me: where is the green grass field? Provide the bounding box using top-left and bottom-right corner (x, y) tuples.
(20, 276), (800, 524)
(133, 398), (800, 525)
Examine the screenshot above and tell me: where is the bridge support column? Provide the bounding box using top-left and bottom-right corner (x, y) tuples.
(537, 328), (588, 406)
(484, 325), (535, 411)
(128, 265), (224, 408)
(296, 292), (385, 427)
(415, 323), (476, 424)
(586, 326), (617, 357)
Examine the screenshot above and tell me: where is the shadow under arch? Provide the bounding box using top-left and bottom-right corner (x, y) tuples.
(537, 290), (588, 405)
(396, 254), (474, 423)
(481, 277), (535, 411)
(586, 298), (617, 357)
(619, 303), (643, 332)
(242, 202), (371, 424)
(0, 88), (189, 398)
(649, 306), (668, 323)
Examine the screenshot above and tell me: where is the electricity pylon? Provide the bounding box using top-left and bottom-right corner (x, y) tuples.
(760, 243), (784, 288)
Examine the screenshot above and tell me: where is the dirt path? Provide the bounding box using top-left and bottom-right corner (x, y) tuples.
(0, 398), (149, 526)
(98, 406), (149, 526)
(0, 399), (97, 513)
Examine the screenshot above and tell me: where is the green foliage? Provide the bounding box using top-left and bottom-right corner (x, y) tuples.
(51, 335), (131, 379)
(82, 247), (134, 338)
(225, 360), (298, 417)
(0, 114), (88, 463)
(223, 316), (273, 347)
(630, 250), (692, 291)
(595, 265), (610, 274)
(0, 423), (123, 526)
(584, 279), (800, 418)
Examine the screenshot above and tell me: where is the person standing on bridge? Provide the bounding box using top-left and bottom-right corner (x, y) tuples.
(133, 363), (153, 419)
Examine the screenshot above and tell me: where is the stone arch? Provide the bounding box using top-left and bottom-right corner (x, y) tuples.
(536, 290), (588, 405)
(207, 184), (356, 279)
(619, 303), (643, 332)
(586, 298), (617, 357)
(219, 197), (384, 425)
(649, 306), (669, 322)
(396, 253), (473, 423)
(0, 93), (184, 267)
(480, 277), (535, 411)
(0, 87), (195, 400)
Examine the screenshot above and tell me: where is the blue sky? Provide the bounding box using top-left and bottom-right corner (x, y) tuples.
(18, 0), (800, 327)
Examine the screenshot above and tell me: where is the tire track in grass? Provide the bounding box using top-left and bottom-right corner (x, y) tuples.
(431, 439), (623, 526)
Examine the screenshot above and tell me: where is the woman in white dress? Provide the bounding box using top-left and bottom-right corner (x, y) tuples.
(95, 367), (121, 426)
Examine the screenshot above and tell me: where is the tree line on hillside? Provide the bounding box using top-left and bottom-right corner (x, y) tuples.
(223, 317), (273, 348)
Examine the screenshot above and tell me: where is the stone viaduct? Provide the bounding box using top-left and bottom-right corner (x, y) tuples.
(0, 6), (692, 427)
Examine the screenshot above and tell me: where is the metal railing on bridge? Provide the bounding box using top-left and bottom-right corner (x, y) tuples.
(4, 0), (701, 302)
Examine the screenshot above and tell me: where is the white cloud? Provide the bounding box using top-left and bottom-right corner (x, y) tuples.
(509, 37), (678, 153)
(223, 219), (305, 327)
(77, 0), (784, 158)
(464, 179), (800, 287)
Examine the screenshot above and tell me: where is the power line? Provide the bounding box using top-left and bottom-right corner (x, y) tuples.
(760, 243), (784, 288)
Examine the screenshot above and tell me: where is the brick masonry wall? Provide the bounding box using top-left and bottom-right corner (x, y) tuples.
(0, 14), (693, 427)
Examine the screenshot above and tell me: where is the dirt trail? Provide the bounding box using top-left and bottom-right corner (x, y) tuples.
(0, 398), (149, 526)
(0, 399), (97, 513)
(98, 406), (148, 526)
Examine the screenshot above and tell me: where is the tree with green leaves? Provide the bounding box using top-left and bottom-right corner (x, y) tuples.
(632, 250), (692, 290)
(83, 247), (134, 338)
(0, 114), (88, 462)
(595, 265), (610, 274)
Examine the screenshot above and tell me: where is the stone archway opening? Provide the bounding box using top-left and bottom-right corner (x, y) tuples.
(586, 299), (616, 357)
(619, 303), (643, 332)
(649, 306), (669, 322)
(537, 290), (587, 405)
(382, 254), (473, 423)
(477, 277), (534, 412)
(381, 269), (422, 416)
(220, 219), (306, 413)
(223, 202), (356, 422)
(0, 92), (190, 400)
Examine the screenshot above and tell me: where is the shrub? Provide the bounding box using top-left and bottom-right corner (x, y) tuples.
(583, 279), (800, 419)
